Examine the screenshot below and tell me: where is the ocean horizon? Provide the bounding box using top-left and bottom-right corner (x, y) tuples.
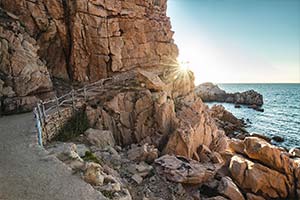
(206, 83), (300, 149)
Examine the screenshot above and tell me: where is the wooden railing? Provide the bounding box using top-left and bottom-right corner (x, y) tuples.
(33, 78), (112, 146)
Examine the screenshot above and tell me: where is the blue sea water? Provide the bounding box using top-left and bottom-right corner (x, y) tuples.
(206, 84), (300, 149)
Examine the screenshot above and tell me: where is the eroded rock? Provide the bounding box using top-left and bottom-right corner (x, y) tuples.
(85, 128), (115, 149)
(195, 82), (263, 106)
(229, 155), (290, 199)
(127, 144), (158, 163)
(217, 176), (245, 200)
(155, 155), (221, 185)
(0, 8), (52, 114)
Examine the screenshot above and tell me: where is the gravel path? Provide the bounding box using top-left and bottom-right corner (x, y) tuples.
(0, 113), (106, 200)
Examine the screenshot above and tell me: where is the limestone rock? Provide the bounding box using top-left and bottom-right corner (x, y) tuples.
(229, 155), (290, 199)
(85, 128), (115, 149)
(155, 155), (221, 184)
(217, 176), (245, 200)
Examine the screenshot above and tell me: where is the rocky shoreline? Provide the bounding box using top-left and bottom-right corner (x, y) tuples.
(0, 1), (299, 200)
(195, 83), (264, 111)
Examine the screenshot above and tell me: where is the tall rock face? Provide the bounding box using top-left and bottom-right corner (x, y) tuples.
(0, 0), (178, 82)
(0, 8), (52, 114)
(0, 0), (227, 158)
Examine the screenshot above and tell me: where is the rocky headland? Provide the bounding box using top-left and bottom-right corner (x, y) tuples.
(195, 82), (264, 111)
(0, 1), (299, 200)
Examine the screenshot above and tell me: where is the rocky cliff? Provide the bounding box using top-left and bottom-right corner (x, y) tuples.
(1, 1), (299, 200)
(0, 0), (178, 82)
(0, 8), (52, 114)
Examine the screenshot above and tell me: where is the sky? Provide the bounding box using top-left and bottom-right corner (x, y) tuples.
(167, 0), (300, 84)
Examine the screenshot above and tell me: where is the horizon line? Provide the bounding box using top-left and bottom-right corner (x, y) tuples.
(198, 82), (300, 85)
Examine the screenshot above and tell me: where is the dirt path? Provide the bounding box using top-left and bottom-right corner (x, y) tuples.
(0, 113), (106, 200)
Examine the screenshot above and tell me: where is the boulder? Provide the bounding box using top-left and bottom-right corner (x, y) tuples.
(47, 142), (82, 162)
(289, 148), (300, 158)
(246, 193), (266, 200)
(84, 128), (115, 149)
(127, 143), (158, 163)
(271, 136), (284, 143)
(83, 162), (105, 186)
(164, 95), (228, 160)
(217, 176), (245, 200)
(155, 155), (221, 184)
(243, 137), (294, 177)
(209, 105), (248, 136)
(228, 138), (245, 155)
(229, 155), (290, 199)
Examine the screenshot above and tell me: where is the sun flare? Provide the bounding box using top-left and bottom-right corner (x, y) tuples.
(178, 60), (190, 72)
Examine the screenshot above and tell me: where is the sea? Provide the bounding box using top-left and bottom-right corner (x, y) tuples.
(206, 83), (300, 149)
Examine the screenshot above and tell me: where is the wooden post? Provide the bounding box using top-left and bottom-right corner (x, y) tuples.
(71, 89), (75, 110)
(84, 86), (87, 101)
(55, 96), (60, 116)
(41, 101), (47, 123)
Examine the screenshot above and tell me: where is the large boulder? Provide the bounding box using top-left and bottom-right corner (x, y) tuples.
(155, 155), (221, 185)
(229, 155), (291, 199)
(217, 176), (245, 200)
(243, 137), (294, 175)
(164, 94), (228, 160)
(84, 128), (115, 149)
(83, 162), (105, 186)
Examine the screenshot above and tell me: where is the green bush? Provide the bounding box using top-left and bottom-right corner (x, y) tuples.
(82, 151), (102, 164)
(54, 109), (89, 141)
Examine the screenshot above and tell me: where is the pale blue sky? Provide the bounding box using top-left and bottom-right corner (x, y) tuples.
(167, 0), (300, 83)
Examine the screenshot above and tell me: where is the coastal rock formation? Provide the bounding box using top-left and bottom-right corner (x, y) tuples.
(1, 1), (298, 200)
(228, 136), (300, 199)
(83, 70), (227, 159)
(0, 8), (52, 114)
(195, 82), (263, 107)
(0, 0), (178, 82)
(155, 155), (221, 184)
(209, 105), (248, 137)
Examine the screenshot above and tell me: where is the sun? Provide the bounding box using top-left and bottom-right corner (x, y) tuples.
(179, 60), (190, 72)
